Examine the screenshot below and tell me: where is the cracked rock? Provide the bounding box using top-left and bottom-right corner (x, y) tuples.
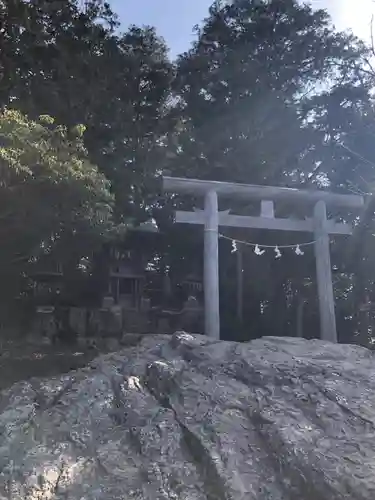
(1, 333), (375, 499)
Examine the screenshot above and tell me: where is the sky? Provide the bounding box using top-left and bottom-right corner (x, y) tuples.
(313, 0), (375, 39)
(110, 0), (375, 57)
(110, 0), (212, 57)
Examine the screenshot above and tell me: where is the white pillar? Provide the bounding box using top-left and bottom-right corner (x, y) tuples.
(236, 246), (243, 323)
(314, 200), (337, 342)
(204, 190), (220, 339)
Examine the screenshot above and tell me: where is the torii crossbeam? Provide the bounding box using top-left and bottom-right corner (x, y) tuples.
(163, 176), (364, 343)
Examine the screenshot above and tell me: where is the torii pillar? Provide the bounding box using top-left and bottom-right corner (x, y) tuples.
(163, 176), (364, 342)
(204, 190), (220, 339)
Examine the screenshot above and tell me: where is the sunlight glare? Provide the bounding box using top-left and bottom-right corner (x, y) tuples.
(311, 0), (375, 42)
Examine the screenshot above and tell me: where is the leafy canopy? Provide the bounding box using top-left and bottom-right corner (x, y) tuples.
(0, 109), (114, 281)
(0, 0), (174, 223)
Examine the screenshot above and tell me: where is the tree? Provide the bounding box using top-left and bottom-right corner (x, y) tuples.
(3, 0), (375, 344)
(0, 0), (174, 223)
(162, 0), (375, 342)
(169, 0), (370, 185)
(308, 87), (375, 344)
(0, 109), (114, 301)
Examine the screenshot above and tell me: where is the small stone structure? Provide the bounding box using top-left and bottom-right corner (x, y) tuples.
(32, 306), (57, 343)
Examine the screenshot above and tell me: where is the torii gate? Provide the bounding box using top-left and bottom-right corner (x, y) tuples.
(163, 176), (364, 343)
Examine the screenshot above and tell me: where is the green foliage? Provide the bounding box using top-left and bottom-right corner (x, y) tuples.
(163, 0), (375, 343)
(2, 0), (375, 343)
(168, 0), (370, 186)
(0, 0), (174, 223)
(0, 108), (114, 297)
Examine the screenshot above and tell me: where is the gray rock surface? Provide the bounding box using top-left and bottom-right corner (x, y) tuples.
(1, 332), (375, 499)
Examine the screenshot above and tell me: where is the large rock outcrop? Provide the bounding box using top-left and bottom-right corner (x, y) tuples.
(1, 332), (375, 499)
